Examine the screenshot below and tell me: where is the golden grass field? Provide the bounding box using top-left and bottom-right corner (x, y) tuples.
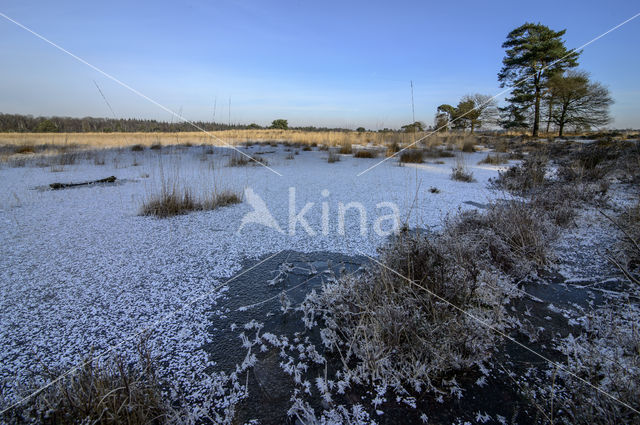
(0, 129), (482, 150)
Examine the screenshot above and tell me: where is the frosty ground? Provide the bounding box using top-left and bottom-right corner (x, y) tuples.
(0, 145), (504, 414)
(0, 141), (638, 424)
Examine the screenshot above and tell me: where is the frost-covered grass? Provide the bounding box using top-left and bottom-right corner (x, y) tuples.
(2, 338), (172, 424)
(554, 302), (640, 424)
(300, 230), (519, 395)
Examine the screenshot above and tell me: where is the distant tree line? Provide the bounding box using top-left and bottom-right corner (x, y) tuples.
(0, 114), (354, 133)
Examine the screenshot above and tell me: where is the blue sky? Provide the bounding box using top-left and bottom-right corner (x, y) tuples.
(1, 0), (638, 129)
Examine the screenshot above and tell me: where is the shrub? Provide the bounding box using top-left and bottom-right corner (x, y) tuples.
(399, 149), (423, 164)
(353, 150), (377, 158)
(490, 155), (548, 194)
(131, 144), (145, 152)
(302, 146), (312, 151)
(150, 143), (162, 150)
(301, 229), (517, 395)
(444, 200), (554, 275)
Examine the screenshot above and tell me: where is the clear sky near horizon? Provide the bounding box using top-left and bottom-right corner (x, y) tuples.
(0, 1), (638, 130)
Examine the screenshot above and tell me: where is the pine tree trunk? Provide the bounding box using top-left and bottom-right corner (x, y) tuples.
(533, 82), (541, 137)
(546, 98), (553, 134)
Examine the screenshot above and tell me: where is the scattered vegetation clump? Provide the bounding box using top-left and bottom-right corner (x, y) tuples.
(437, 149), (455, 158)
(557, 142), (630, 182)
(130, 144), (145, 152)
(444, 201), (555, 275)
(141, 187), (241, 218)
(302, 145), (312, 151)
(479, 153), (509, 165)
(338, 143), (352, 154)
(55, 152), (78, 167)
(14, 145), (35, 154)
(490, 154), (548, 194)
(301, 216), (523, 396)
(386, 141), (401, 157)
(423, 148), (454, 158)
(429, 186), (440, 193)
(460, 138), (476, 152)
(398, 149), (423, 164)
(285, 153), (295, 160)
(4, 339), (173, 425)
(227, 152), (268, 167)
(450, 156), (475, 182)
(327, 151), (340, 163)
(353, 150), (377, 158)
(150, 143), (162, 150)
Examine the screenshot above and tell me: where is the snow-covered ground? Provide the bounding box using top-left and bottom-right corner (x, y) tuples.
(0, 145), (510, 411)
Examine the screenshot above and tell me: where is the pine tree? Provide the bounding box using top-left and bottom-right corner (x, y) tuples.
(498, 23), (580, 136)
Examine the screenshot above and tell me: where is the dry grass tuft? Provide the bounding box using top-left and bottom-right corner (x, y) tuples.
(479, 153), (509, 165)
(398, 149), (423, 164)
(353, 150), (377, 158)
(227, 152), (269, 167)
(386, 141), (401, 157)
(450, 155), (474, 182)
(141, 187), (241, 218)
(338, 143), (352, 154)
(327, 151), (340, 163)
(3, 338), (174, 424)
(14, 145), (35, 154)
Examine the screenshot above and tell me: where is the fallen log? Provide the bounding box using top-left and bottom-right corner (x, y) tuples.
(50, 176), (117, 190)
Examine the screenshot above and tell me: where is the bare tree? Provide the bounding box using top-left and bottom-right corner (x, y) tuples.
(546, 71), (613, 137)
(461, 94), (498, 132)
